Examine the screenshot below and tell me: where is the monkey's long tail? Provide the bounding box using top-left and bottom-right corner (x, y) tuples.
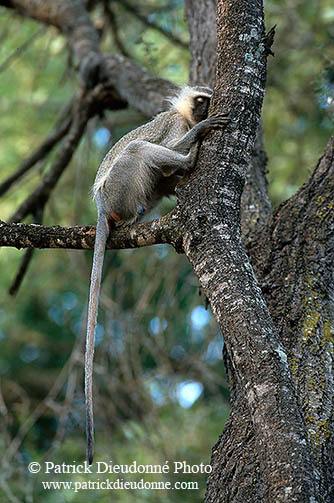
(85, 214), (109, 465)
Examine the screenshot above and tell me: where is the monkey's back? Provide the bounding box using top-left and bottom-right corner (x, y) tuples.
(93, 109), (189, 198)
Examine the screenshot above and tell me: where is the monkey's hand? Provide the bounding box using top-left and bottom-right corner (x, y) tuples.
(201, 113), (230, 132)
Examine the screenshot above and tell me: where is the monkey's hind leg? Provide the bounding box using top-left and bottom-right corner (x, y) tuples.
(123, 139), (195, 177)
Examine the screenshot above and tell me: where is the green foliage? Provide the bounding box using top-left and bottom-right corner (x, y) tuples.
(263, 0), (334, 205)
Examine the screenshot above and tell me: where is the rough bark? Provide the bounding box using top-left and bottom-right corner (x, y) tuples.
(240, 124), (272, 243)
(184, 1), (334, 501)
(177, 0), (318, 501)
(184, 2), (332, 501)
(249, 136), (334, 499)
(185, 0), (271, 248)
(185, 0), (217, 87)
(0, 216), (174, 251)
(204, 137), (334, 503)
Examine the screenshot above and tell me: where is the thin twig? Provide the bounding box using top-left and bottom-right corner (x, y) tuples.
(113, 0), (187, 49)
(1, 335), (82, 468)
(9, 249), (34, 296)
(0, 27), (45, 74)
(0, 101), (73, 197)
(8, 96), (91, 224)
(8, 208), (44, 296)
(103, 0), (132, 58)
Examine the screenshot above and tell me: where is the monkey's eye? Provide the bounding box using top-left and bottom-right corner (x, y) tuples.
(195, 97), (205, 103)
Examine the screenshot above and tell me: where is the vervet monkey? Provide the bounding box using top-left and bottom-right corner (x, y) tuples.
(85, 85), (229, 464)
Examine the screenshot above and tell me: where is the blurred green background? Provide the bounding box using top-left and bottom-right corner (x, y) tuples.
(0, 0), (333, 501)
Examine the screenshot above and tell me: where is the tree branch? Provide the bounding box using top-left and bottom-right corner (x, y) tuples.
(3, 0), (179, 115)
(0, 216), (176, 251)
(4, 0), (101, 85)
(114, 0), (187, 49)
(101, 53), (178, 117)
(0, 26), (45, 74)
(185, 0), (217, 87)
(7, 95), (90, 223)
(103, 0), (131, 58)
(8, 207), (44, 295)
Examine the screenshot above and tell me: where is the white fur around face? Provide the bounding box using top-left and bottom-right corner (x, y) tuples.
(168, 86), (212, 126)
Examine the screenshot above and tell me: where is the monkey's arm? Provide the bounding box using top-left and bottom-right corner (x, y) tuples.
(121, 114), (229, 179)
(166, 114), (229, 155)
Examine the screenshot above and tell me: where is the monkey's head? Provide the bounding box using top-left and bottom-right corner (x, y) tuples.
(169, 85), (213, 126)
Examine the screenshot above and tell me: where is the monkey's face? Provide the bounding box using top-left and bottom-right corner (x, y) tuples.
(192, 95), (211, 123)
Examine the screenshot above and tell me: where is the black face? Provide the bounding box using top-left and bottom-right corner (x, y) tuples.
(192, 95), (210, 123)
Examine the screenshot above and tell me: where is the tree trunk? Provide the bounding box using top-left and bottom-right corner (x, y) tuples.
(184, 1), (334, 501)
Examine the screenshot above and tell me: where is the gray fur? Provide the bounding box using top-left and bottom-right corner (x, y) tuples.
(85, 85), (229, 464)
